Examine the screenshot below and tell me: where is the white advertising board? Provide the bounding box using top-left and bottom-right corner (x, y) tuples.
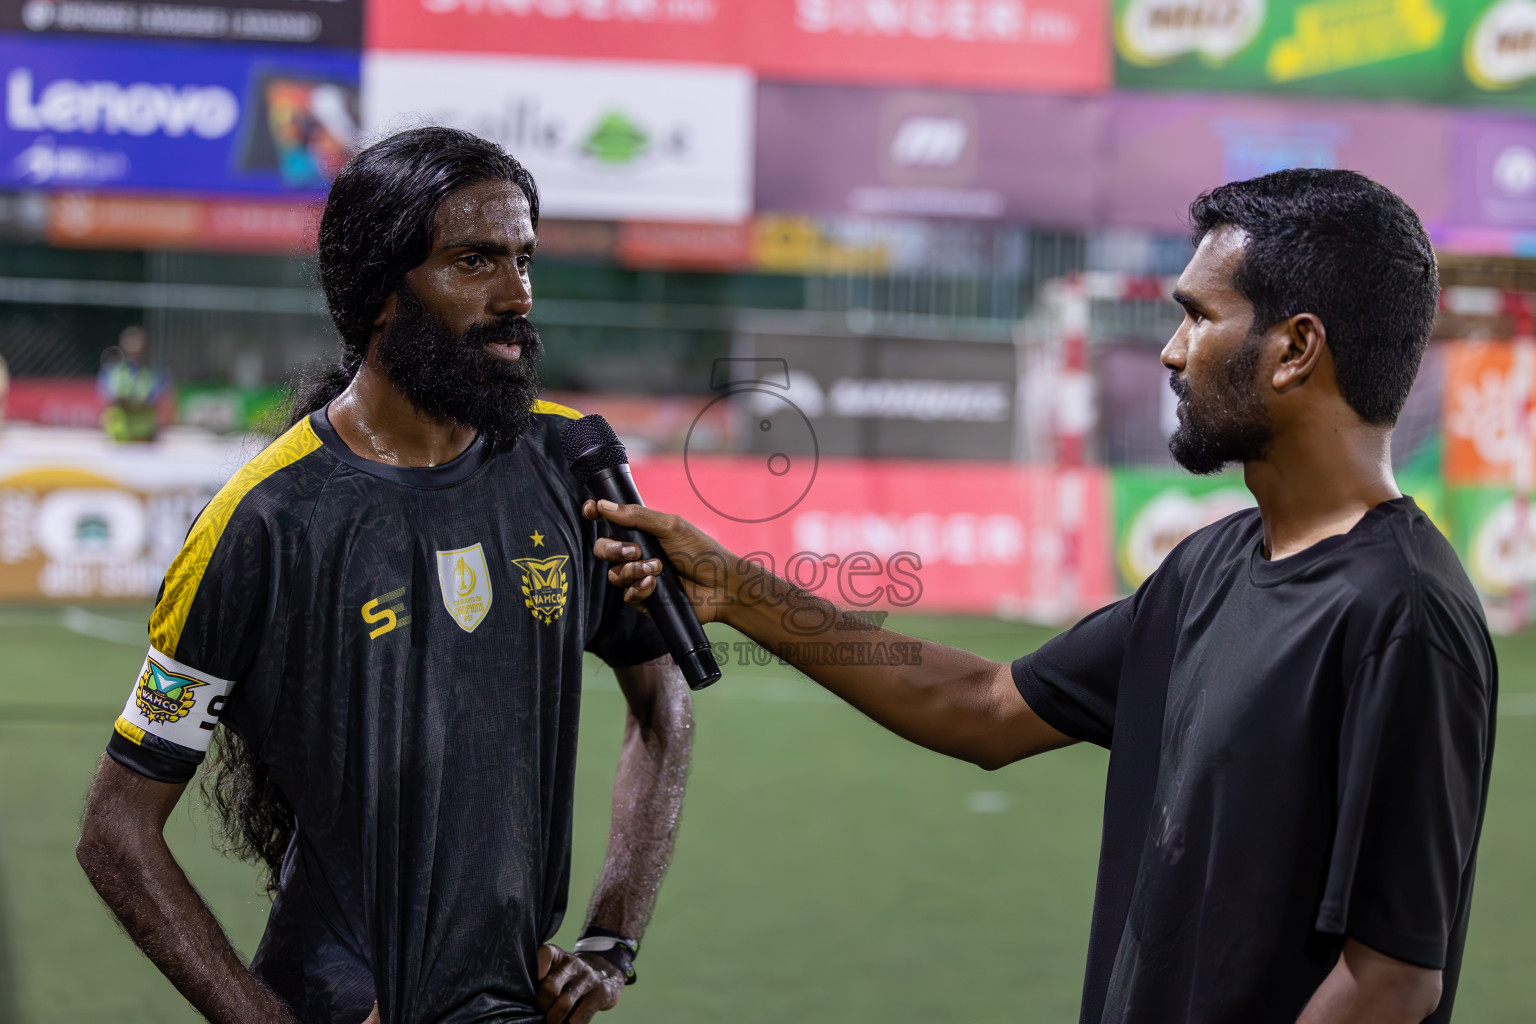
(0, 427), (249, 601)
(363, 53), (754, 222)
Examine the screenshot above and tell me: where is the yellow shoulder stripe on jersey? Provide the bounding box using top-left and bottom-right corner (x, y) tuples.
(531, 399), (581, 419)
(114, 716), (146, 746)
(149, 417), (322, 658)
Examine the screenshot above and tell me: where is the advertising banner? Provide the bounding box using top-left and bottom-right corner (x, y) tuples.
(756, 82), (1101, 225)
(1446, 485), (1535, 633)
(1449, 113), (1536, 232)
(1104, 92), (1450, 232)
(3, 0), (363, 47)
(632, 455), (1113, 618)
(730, 322), (1020, 460)
(0, 36), (358, 193)
(362, 53), (753, 222)
(1115, 0), (1536, 106)
(1444, 339), (1536, 486)
(1110, 469), (1253, 591)
(367, 0), (1108, 94)
(1461, 0), (1536, 105)
(45, 192), (318, 250)
(0, 428), (243, 601)
(1114, 0), (1455, 100)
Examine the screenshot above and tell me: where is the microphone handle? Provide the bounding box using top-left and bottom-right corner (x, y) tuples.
(583, 464), (722, 691)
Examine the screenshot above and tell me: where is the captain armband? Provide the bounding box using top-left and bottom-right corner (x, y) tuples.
(106, 647), (234, 783)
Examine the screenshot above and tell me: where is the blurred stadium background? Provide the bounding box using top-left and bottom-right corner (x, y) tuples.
(2, 0), (1536, 1020)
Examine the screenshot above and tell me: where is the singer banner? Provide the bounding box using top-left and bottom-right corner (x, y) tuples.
(366, 0), (1109, 93)
(630, 455), (1114, 620)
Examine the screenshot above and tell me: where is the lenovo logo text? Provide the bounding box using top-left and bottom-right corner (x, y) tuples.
(6, 69), (240, 138)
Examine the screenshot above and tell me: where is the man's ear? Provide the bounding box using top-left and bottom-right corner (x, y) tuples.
(372, 292), (398, 333)
(1271, 313), (1325, 394)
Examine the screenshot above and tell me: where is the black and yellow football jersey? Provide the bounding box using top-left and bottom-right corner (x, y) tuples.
(105, 402), (666, 1024)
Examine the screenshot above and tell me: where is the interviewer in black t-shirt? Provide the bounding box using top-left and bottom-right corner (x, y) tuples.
(589, 169), (1496, 1024)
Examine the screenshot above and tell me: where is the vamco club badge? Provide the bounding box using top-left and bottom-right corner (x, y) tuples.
(512, 555), (569, 625)
(436, 542), (493, 632)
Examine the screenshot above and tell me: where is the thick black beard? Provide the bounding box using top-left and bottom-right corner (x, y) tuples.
(1167, 332), (1273, 475)
(376, 282), (544, 446)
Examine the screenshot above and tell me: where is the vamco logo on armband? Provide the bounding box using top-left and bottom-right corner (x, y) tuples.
(134, 657), (205, 724)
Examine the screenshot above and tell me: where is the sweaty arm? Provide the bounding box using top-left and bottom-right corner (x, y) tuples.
(585, 501), (1074, 770)
(78, 757), (299, 1024)
(537, 657), (692, 1024)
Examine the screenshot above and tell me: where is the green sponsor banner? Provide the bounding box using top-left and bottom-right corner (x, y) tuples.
(1112, 463), (1449, 594)
(1114, 0), (1536, 106)
(176, 384), (286, 434)
(1460, 0), (1536, 107)
(1446, 484), (1533, 633)
(1111, 468), (1254, 592)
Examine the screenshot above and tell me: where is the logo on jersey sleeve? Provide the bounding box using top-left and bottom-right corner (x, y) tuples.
(135, 658), (206, 724)
(117, 647), (232, 753)
(436, 543), (493, 632)
(511, 555), (570, 625)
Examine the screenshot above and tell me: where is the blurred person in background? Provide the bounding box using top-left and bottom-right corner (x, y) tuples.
(98, 325), (166, 442)
(590, 169), (1494, 1024)
(75, 127), (693, 1024)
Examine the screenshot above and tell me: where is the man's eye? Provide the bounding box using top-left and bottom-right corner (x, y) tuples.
(517, 254), (534, 271)
(459, 254), (484, 269)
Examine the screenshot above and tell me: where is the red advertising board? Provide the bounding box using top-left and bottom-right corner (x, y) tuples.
(366, 0), (1108, 93)
(47, 193), (318, 253)
(630, 454), (1113, 618)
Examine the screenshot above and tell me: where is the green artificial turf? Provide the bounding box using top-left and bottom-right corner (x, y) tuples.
(0, 606), (1531, 1023)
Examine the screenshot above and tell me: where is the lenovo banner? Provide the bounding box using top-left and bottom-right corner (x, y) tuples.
(756, 82), (1101, 225)
(3, 0), (363, 47)
(0, 36), (358, 193)
(1104, 92), (1450, 233)
(366, 0), (1108, 93)
(631, 455), (1113, 619)
(362, 53), (752, 222)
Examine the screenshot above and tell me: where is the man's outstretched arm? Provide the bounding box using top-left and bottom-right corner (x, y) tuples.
(585, 501), (1073, 770)
(536, 655), (693, 1024)
(77, 755), (303, 1024)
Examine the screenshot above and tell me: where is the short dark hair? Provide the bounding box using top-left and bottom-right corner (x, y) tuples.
(1188, 168), (1438, 426)
(318, 126), (539, 362)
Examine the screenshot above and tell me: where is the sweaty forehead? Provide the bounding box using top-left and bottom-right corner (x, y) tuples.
(1178, 224), (1249, 301)
(431, 179), (533, 246)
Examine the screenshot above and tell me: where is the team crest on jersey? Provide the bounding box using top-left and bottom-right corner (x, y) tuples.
(512, 555), (570, 625)
(133, 657), (206, 724)
(436, 543), (493, 633)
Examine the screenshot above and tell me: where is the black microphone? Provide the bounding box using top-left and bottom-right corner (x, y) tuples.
(562, 414), (722, 691)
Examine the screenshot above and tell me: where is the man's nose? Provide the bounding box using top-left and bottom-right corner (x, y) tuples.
(1160, 331), (1186, 373)
(489, 266), (532, 318)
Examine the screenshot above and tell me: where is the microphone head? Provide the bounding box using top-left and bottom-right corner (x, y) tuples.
(562, 413), (630, 482)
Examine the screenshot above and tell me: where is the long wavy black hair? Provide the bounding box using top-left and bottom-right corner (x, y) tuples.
(201, 126), (539, 892)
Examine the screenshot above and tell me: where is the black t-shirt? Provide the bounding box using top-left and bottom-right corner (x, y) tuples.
(1013, 498), (1495, 1024)
(105, 403), (667, 1024)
